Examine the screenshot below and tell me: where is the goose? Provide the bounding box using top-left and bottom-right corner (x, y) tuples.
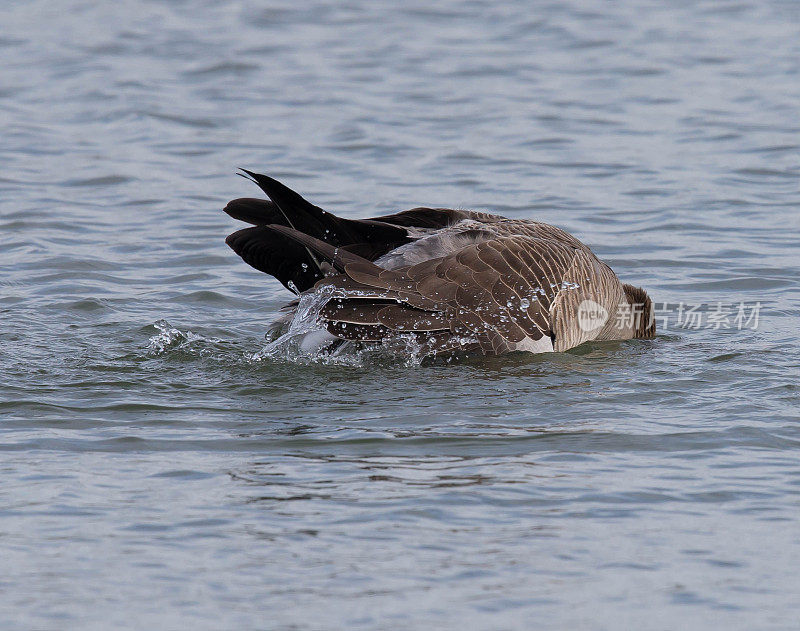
(223, 170), (655, 357)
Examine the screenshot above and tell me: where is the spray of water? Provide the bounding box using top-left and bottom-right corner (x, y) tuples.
(251, 287), (444, 367)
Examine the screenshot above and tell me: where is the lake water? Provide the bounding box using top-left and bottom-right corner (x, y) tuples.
(1, 0), (799, 629)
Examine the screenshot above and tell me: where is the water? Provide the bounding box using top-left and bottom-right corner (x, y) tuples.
(1, 0), (799, 628)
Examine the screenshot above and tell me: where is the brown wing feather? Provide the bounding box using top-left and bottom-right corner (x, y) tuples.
(319, 302), (389, 325)
(314, 229), (629, 356)
(376, 305), (450, 331)
(318, 236), (554, 354)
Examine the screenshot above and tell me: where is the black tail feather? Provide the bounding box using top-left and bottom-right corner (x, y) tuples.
(224, 171), (414, 293)
(223, 198), (280, 225)
(234, 170), (410, 248)
(225, 222), (383, 294)
(265, 224), (379, 274)
(225, 226), (323, 293)
(238, 169), (349, 241)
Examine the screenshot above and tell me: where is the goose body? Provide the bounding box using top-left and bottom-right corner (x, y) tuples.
(224, 171), (655, 358)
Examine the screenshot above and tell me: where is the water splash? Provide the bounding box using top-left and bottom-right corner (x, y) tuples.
(251, 287), (455, 368)
(146, 319), (204, 356)
(252, 287), (352, 364)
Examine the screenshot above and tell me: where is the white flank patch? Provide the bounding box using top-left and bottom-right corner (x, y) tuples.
(515, 336), (555, 354)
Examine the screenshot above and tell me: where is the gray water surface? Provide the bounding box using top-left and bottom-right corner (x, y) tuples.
(2, 1), (800, 629)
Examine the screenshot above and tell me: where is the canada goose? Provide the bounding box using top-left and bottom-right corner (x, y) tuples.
(224, 170), (655, 357)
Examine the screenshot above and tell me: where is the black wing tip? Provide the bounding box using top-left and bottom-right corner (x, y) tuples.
(224, 225), (257, 251)
(235, 169), (296, 206)
(223, 197), (280, 225)
(238, 168), (286, 192)
(237, 168), (279, 187)
(237, 168), (257, 182)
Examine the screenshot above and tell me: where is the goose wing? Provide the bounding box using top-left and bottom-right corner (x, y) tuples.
(309, 233), (626, 355)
